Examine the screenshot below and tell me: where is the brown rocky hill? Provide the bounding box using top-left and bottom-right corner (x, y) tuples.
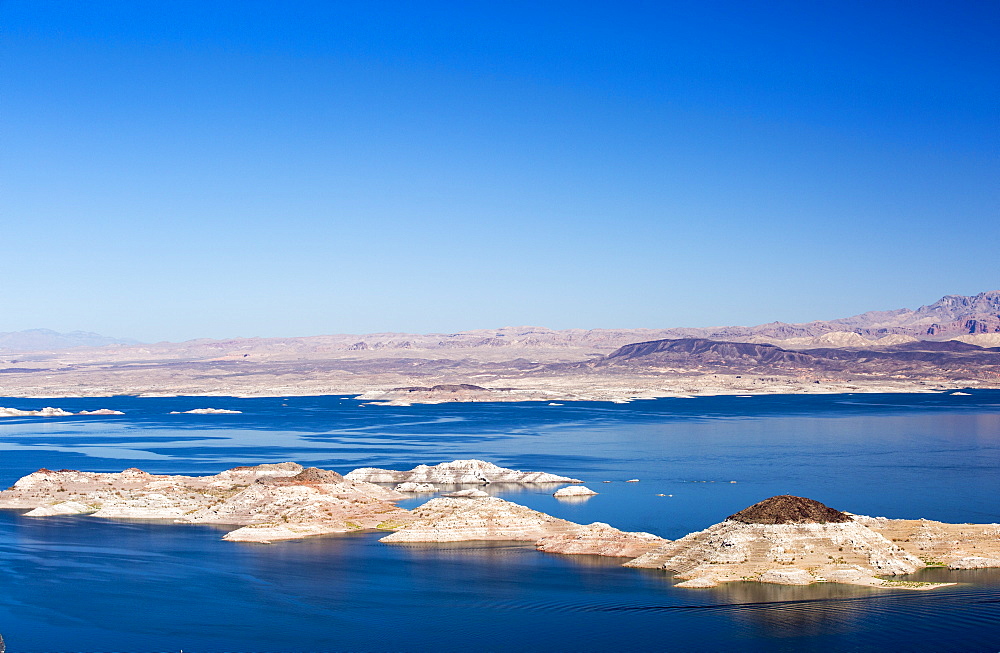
(588, 338), (1000, 380)
(727, 495), (851, 525)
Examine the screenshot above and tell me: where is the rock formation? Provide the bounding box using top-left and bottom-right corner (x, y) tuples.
(0, 407), (74, 417)
(553, 486), (598, 498)
(394, 482), (437, 493)
(379, 496), (577, 543)
(857, 515), (1000, 570)
(344, 459), (582, 484)
(378, 496), (665, 558)
(2, 467), (997, 590)
(536, 522), (665, 557)
(623, 496), (994, 590)
(0, 463), (410, 543)
(0, 406), (126, 417)
(441, 489), (490, 498)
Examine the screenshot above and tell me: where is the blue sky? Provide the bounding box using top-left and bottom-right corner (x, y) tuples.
(2, 1), (997, 341)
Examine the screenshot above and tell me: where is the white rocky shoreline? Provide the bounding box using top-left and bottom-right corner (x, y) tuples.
(0, 461), (996, 591)
(0, 384), (985, 419)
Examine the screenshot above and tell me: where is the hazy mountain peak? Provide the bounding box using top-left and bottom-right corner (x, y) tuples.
(0, 329), (138, 352)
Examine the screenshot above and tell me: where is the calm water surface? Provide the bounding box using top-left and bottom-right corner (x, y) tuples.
(0, 391), (998, 651)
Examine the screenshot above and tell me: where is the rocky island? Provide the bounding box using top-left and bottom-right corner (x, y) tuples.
(1, 464), (996, 590)
(625, 495), (1000, 589)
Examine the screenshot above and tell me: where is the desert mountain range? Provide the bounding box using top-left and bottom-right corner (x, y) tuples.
(3, 290), (998, 355)
(0, 291), (997, 401)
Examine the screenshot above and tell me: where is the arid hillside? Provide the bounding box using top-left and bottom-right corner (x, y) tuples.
(0, 291), (997, 402)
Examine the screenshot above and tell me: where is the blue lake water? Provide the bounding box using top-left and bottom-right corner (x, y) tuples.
(0, 391), (998, 651)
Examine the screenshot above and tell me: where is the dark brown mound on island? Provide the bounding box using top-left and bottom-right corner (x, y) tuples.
(728, 495), (851, 525)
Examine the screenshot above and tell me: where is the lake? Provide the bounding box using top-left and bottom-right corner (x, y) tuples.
(0, 391), (998, 651)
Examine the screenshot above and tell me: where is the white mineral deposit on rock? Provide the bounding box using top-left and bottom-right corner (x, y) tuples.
(553, 486), (598, 498)
(345, 459), (582, 484)
(24, 500), (95, 516)
(394, 482), (437, 493)
(3, 464), (997, 593)
(760, 569), (815, 585)
(379, 496), (577, 543)
(441, 489), (490, 498)
(949, 556), (1000, 569)
(0, 406), (74, 417)
(622, 496), (976, 590)
(0, 463), (410, 541)
(536, 522), (666, 558)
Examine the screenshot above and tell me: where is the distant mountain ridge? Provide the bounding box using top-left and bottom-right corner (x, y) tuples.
(3, 290), (997, 354)
(667, 290), (1000, 342)
(0, 329), (137, 352)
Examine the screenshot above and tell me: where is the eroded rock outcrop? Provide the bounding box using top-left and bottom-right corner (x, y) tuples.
(0, 463), (410, 542)
(345, 459), (582, 484)
(394, 482), (437, 493)
(623, 496), (965, 590)
(553, 486), (598, 498)
(857, 516), (1000, 570)
(380, 496), (577, 543)
(0, 407), (124, 417)
(536, 522), (665, 557)
(3, 468), (997, 590)
(0, 407), (74, 417)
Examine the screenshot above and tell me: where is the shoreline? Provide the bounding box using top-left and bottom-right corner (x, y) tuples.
(0, 382), (990, 405)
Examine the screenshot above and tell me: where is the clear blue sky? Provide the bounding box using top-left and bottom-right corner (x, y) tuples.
(2, 1), (997, 341)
